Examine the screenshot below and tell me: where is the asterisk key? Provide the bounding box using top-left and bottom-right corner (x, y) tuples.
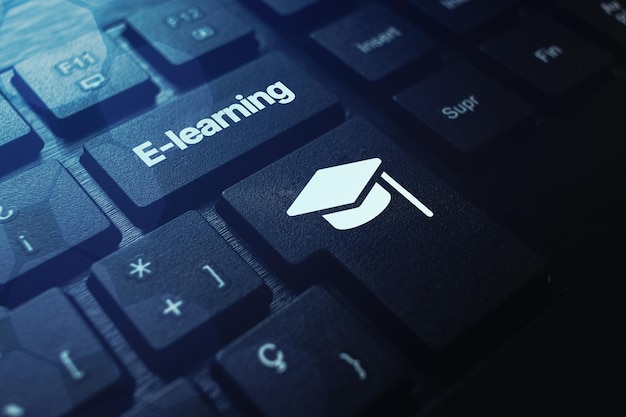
(129, 258), (152, 279)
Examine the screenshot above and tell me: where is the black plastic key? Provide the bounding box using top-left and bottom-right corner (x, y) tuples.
(13, 31), (158, 138)
(243, 0), (351, 29)
(82, 52), (343, 229)
(409, 0), (520, 34)
(481, 15), (614, 97)
(559, 0), (626, 47)
(221, 118), (546, 351)
(121, 378), (215, 417)
(0, 160), (120, 306)
(310, 3), (438, 84)
(394, 61), (534, 152)
(256, 0), (327, 17)
(0, 288), (127, 417)
(215, 287), (408, 417)
(0, 93), (43, 175)
(125, 0), (257, 85)
(90, 211), (270, 377)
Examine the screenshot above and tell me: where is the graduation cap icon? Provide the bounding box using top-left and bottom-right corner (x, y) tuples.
(287, 158), (433, 230)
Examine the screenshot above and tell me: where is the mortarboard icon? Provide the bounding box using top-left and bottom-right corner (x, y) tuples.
(287, 158), (433, 230)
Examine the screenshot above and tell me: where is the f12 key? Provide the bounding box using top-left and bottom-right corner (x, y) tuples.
(125, 0), (257, 85)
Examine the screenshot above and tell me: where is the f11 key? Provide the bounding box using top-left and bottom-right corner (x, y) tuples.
(13, 31), (158, 138)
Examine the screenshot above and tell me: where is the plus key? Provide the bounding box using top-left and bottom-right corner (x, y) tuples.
(89, 211), (270, 377)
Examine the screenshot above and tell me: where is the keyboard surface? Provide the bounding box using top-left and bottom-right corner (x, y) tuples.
(1, 0), (626, 416)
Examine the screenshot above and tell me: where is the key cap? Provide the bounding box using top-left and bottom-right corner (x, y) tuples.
(394, 61), (534, 152)
(481, 15), (614, 97)
(220, 118), (546, 350)
(125, 0), (257, 86)
(89, 211), (270, 377)
(12, 31), (158, 138)
(0, 288), (128, 417)
(310, 3), (438, 84)
(214, 287), (408, 417)
(121, 379), (215, 417)
(409, 0), (520, 34)
(0, 160), (121, 306)
(0, 93), (43, 175)
(256, 0), (328, 17)
(243, 0), (351, 29)
(82, 52), (343, 229)
(559, 0), (626, 47)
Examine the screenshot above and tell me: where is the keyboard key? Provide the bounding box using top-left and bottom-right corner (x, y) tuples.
(0, 93), (43, 175)
(310, 3), (438, 84)
(409, 0), (520, 34)
(82, 52), (343, 229)
(90, 211), (270, 376)
(125, 0), (257, 85)
(121, 378), (215, 417)
(0, 160), (121, 306)
(559, 0), (626, 46)
(13, 31), (158, 138)
(256, 0), (327, 17)
(394, 61), (534, 152)
(221, 118), (546, 350)
(481, 15), (614, 97)
(215, 287), (408, 417)
(244, 0), (351, 28)
(0, 288), (127, 417)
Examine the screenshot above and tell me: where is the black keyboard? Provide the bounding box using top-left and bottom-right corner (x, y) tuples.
(1, 0), (625, 416)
